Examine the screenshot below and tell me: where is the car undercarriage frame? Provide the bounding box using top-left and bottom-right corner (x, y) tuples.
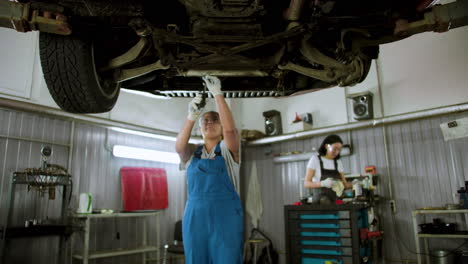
(0, 0), (467, 105)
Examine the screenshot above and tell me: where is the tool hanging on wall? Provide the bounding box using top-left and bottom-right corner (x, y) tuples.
(16, 146), (72, 201)
(292, 112), (313, 125)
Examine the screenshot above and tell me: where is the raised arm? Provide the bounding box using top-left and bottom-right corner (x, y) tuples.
(176, 94), (204, 163)
(203, 76), (240, 162)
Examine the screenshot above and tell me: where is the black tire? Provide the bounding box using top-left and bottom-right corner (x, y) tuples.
(39, 32), (120, 113)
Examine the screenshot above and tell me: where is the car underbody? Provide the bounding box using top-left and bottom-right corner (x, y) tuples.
(1, 0), (467, 113)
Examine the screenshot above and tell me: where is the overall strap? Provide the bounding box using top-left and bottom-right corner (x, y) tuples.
(193, 145), (204, 159)
(318, 155), (324, 170)
(193, 142), (222, 159)
(214, 142), (222, 156)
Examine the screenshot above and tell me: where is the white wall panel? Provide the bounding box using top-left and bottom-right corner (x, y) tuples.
(379, 27), (468, 116)
(0, 29), (36, 98)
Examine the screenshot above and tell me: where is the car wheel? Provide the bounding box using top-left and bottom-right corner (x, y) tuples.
(39, 32), (120, 113)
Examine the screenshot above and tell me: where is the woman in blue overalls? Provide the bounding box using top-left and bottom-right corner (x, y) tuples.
(176, 76), (243, 264)
(304, 135), (351, 204)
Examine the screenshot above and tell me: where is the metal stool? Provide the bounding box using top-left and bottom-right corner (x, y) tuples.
(163, 220), (184, 264)
(243, 238), (272, 264)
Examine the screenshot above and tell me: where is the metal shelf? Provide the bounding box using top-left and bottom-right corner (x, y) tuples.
(2, 170), (72, 263)
(5, 225), (73, 239)
(413, 209), (468, 215)
(418, 233), (468, 238)
(412, 208), (468, 264)
(13, 172), (71, 185)
(72, 211), (160, 219)
(72, 211), (161, 264)
(73, 246), (159, 260)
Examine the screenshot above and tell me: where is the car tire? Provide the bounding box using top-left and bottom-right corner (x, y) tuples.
(39, 32), (120, 113)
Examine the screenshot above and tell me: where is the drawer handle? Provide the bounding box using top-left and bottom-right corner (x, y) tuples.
(300, 223), (340, 229)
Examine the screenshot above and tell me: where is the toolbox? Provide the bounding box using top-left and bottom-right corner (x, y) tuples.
(285, 204), (369, 264)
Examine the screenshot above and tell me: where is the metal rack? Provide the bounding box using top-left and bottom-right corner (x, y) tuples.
(71, 211), (161, 264)
(412, 209), (468, 264)
(1, 170), (72, 263)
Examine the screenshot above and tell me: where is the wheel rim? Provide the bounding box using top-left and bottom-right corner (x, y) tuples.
(91, 44), (120, 99)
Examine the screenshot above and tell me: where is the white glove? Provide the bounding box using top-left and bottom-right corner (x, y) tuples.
(187, 94), (204, 121)
(320, 178), (335, 188)
(202, 75), (222, 96)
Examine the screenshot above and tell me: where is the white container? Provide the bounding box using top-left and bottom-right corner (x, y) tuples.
(352, 180), (363, 197)
(77, 193), (93, 214)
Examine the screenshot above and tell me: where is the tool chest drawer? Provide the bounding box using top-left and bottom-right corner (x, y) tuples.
(290, 254), (354, 264)
(291, 245), (353, 256)
(285, 204), (367, 264)
(291, 237), (352, 247)
(291, 228), (352, 238)
(289, 219), (351, 230)
(288, 210), (350, 220)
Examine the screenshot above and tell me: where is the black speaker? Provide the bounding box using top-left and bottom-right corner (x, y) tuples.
(351, 93), (373, 120)
(263, 110), (282, 136)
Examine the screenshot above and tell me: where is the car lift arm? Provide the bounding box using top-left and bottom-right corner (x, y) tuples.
(0, 0), (71, 35)
(395, 0), (468, 36)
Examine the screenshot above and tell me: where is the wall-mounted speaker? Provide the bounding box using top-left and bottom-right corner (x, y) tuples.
(351, 93), (373, 120)
(263, 110), (282, 136)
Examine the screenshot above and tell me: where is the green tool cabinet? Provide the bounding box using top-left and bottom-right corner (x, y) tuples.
(284, 204), (368, 264)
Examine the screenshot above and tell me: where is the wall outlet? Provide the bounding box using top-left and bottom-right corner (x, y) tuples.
(389, 200), (397, 213)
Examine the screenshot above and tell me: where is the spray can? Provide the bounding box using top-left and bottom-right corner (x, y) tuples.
(457, 188), (468, 209)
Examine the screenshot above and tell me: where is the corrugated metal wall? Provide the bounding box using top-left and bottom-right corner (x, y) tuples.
(242, 111), (468, 263)
(1, 106), (467, 264)
(0, 108), (186, 264)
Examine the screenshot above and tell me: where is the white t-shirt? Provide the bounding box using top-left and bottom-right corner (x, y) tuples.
(180, 140), (240, 192)
(306, 155), (344, 182)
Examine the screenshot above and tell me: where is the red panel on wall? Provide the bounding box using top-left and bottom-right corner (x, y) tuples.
(120, 167), (168, 211)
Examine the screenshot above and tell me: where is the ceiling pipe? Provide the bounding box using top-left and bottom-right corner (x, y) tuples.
(247, 103), (468, 146)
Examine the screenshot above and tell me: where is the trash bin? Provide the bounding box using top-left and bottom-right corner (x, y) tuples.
(431, 250), (455, 264)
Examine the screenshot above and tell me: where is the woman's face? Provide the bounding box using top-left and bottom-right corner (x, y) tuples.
(200, 112), (222, 139)
(326, 142), (342, 159)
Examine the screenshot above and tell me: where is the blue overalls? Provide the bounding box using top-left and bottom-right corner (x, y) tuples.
(183, 142), (243, 264)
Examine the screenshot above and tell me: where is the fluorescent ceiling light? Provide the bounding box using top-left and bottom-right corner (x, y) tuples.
(113, 145), (180, 164)
(121, 88), (171, 100)
(111, 127), (177, 141)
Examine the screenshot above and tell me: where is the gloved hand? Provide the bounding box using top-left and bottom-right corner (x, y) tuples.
(187, 94), (204, 121)
(320, 178), (335, 188)
(202, 75), (222, 96)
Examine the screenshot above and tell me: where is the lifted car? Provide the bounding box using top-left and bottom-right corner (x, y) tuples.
(1, 0), (467, 113)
